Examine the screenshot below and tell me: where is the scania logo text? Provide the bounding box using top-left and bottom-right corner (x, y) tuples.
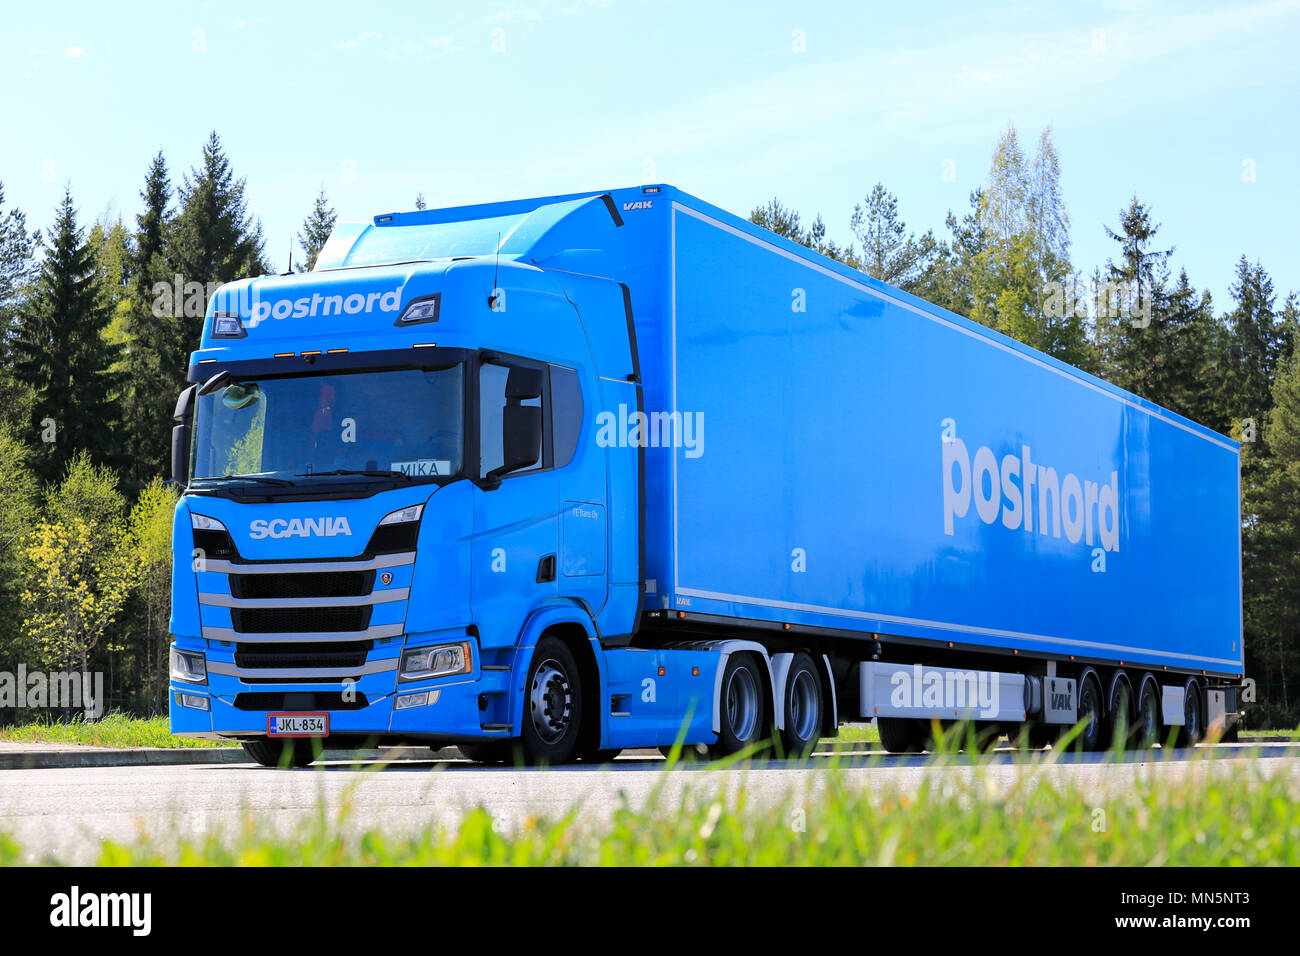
(248, 517), (353, 539)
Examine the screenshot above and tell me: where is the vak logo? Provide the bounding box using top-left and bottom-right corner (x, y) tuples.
(622, 200), (653, 211)
(248, 517), (353, 539)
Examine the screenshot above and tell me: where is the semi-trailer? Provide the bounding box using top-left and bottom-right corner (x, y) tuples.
(168, 185), (1244, 765)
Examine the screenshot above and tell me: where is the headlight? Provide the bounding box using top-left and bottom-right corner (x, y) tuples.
(399, 642), (471, 682)
(379, 503), (424, 525)
(170, 648), (208, 684)
(191, 513), (228, 532)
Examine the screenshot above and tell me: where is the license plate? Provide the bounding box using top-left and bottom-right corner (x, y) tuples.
(267, 713), (329, 737)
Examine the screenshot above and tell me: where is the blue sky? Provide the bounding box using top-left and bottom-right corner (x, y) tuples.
(2, 0), (1297, 307)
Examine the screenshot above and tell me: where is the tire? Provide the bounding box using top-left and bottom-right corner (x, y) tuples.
(1176, 682), (1204, 748)
(877, 717), (924, 754)
(519, 636), (584, 765)
(457, 741), (515, 764)
(712, 653), (769, 757)
(242, 738), (317, 768)
(1105, 676), (1134, 750)
(777, 653), (824, 757)
(1135, 680), (1161, 749)
(1069, 674), (1105, 752)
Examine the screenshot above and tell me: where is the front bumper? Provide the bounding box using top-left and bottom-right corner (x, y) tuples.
(169, 650), (516, 743)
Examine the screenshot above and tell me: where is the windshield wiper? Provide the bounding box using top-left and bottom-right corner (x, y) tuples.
(294, 469), (415, 481)
(192, 474), (296, 487)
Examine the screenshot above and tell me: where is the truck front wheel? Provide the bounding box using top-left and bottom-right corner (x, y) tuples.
(520, 637), (584, 765)
(241, 738), (317, 768)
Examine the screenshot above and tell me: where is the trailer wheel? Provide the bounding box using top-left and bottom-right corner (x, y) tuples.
(1105, 675), (1134, 750)
(1176, 681), (1204, 748)
(877, 717), (924, 754)
(1135, 681), (1161, 749)
(712, 653), (768, 757)
(1069, 674), (1105, 752)
(241, 738), (317, 768)
(520, 637), (584, 765)
(778, 653), (824, 757)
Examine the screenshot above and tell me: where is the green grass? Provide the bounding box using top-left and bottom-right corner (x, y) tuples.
(824, 722), (880, 744)
(2, 738), (1297, 866)
(0, 713), (234, 749)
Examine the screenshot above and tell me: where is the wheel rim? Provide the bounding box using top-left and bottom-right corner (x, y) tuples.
(788, 669), (820, 742)
(529, 658), (572, 745)
(725, 665), (759, 741)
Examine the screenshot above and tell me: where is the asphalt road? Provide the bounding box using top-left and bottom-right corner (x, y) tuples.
(3, 744), (1297, 864)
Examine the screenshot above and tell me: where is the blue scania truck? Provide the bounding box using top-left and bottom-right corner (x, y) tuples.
(168, 185), (1245, 766)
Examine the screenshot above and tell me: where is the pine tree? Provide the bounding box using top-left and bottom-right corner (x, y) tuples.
(1096, 197), (1173, 397)
(849, 183), (927, 288)
(116, 152), (183, 483)
(0, 181), (42, 436)
(749, 198), (858, 268)
(1220, 257), (1282, 431)
(0, 180), (41, 330)
(10, 188), (122, 478)
(171, 131), (269, 356)
(1159, 269), (1224, 430)
(297, 185), (337, 272)
(1243, 337), (1300, 725)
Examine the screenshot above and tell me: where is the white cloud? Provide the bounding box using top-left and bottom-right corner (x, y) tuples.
(63, 47), (87, 59)
(336, 30), (383, 51)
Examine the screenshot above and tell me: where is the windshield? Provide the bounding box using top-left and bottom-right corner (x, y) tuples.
(190, 363), (465, 484)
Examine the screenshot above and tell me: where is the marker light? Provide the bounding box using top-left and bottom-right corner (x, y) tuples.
(379, 503), (424, 525)
(211, 312), (246, 338)
(190, 513), (228, 532)
(395, 295), (439, 325)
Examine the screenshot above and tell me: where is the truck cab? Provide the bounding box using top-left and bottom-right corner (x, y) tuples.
(168, 192), (683, 766)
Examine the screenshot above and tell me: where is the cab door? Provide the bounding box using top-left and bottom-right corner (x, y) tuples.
(470, 356), (560, 646)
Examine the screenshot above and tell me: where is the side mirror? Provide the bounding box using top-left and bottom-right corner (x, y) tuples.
(485, 405), (541, 483)
(171, 423), (190, 487)
(172, 385), (196, 488)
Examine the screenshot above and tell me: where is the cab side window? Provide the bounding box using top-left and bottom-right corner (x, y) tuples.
(479, 359), (546, 479)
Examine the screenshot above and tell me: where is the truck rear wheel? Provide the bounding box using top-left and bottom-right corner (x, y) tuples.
(778, 653), (824, 757)
(520, 637), (584, 765)
(712, 653), (768, 757)
(241, 738), (317, 768)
